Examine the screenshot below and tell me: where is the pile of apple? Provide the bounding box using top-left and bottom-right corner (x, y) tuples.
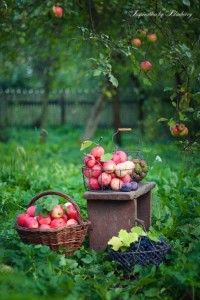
(16, 203), (78, 229)
(83, 146), (138, 191)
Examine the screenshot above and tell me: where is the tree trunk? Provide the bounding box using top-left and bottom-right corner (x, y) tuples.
(80, 93), (107, 141)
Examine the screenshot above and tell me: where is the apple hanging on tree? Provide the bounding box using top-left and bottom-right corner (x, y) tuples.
(52, 6), (63, 18)
(140, 61), (152, 72)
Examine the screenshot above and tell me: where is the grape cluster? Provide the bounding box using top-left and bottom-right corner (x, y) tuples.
(109, 236), (170, 272)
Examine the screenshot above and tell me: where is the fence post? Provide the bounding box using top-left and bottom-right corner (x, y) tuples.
(60, 95), (66, 125)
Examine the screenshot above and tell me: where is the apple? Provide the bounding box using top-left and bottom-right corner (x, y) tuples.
(25, 217), (39, 228)
(98, 172), (112, 187)
(89, 177), (100, 190)
(179, 127), (188, 136)
(110, 172), (117, 179)
(132, 38), (142, 47)
(39, 224), (51, 229)
(64, 203), (78, 220)
(103, 160), (116, 173)
(52, 6), (63, 18)
(115, 163), (129, 177)
(137, 29), (147, 39)
(84, 154), (96, 168)
(37, 214), (52, 225)
(140, 61), (152, 72)
(50, 205), (64, 218)
(170, 126), (179, 136)
(66, 219), (78, 226)
(83, 167), (92, 178)
(147, 33), (157, 42)
(62, 213), (68, 222)
(16, 213), (29, 227)
(112, 150), (128, 164)
(123, 161), (135, 175)
(91, 164), (102, 178)
(177, 123), (185, 132)
(110, 178), (123, 191)
(90, 146), (105, 159)
(121, 174), (132, 183)
(26, 205), (37, 217)
(50, 218), (66, 228)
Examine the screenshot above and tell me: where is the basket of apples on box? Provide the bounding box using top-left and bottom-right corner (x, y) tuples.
(15, 191), (91, 256)
(81, 128), (148, 192)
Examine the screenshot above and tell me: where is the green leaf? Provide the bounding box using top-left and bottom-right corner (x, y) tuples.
(108, 236), (123, 251)
(93, 69), (102, 77)
(131, 226), (146, 236)
(109, 74), (118, 87)
(143, 77), (152, 86)
(35, 204), (43, 216)
(159, 59), (164, 65)
(80, 140), (96, 151)
(147, 232), (160, 242)
(172, 101), (177, 107)
(164, 87), (173, 92)
(44, 198), (59, 212)
(100, 153), (113, 162)
(118, 230), (133, 247)
(157, 118), (168, 123)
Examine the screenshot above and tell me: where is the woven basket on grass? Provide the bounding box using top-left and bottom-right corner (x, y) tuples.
(15, 191), (91, 256)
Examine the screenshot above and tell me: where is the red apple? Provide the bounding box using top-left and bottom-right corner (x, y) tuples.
(177, 123), (185, 132)
(147, 33), (157, 42)
(132, 38), (142, 47)
(52, 6), (63, 18)
(84, 154), (96, 168)
(121, 174), (132, 183)
(91, 164), (102, 178)
(170, 126), (179, 137)
(110, 178), (123, 191)
(39, 224), (51, 229)
(66, 219), (78, 226)
(90, 146), (105, 159)
(26, 205), (37, 217)
(98, 172), (112, 187)
(62, 213), (68, 222)
(64, 203), (78, 220)
(112, 150), (128, 164)
(37, 214), (52, 225)
(50, 218), (66, 228)
(140, 61), (152, 72)
(83, 167), (92, 178)
(89, 177), (100, 190)
(50, 205), (64, 219)
(103, 160), (116, 173)
(16, 213), (29, 227)
(25, 217), (39, 228)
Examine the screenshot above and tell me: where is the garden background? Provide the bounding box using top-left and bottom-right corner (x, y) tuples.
(0, 1), (200, 299)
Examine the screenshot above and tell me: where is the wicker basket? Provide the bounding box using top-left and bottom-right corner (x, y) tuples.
(15, 191), (91, 256)
(109, 236), (171, 272)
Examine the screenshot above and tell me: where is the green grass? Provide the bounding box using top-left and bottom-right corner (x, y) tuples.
(0, 127), (200, 300)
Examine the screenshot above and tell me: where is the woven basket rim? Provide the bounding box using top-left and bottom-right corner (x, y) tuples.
(15, 220), (91, 233)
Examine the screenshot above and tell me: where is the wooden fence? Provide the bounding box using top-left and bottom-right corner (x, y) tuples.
(0, 88), (139, 128)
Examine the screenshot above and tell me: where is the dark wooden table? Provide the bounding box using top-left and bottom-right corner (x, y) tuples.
(83, 182), (156, 251)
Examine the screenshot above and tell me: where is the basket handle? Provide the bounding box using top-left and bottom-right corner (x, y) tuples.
(28, 191), (84, 225)
(112, 128), (141, 150)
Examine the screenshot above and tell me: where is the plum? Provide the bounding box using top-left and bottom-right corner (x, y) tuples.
(121, 182), (132, 192)
(130, 181), (138, 191)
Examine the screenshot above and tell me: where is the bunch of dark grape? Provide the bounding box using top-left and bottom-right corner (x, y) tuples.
(126, 236), (170, 267)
